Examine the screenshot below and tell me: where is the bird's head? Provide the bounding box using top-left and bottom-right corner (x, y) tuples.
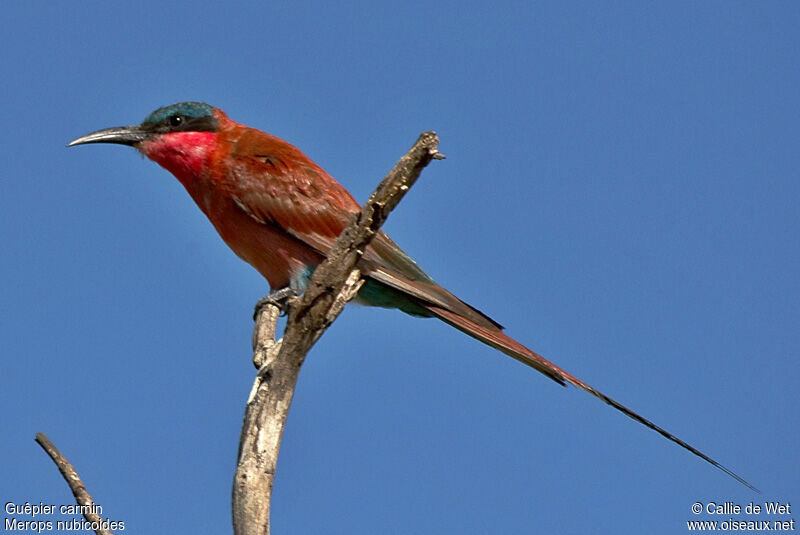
(68, 101), (223, 177)
(68, 101), (220, 147)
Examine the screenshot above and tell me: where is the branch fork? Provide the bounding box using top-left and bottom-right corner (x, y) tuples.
(233, 132), (442, 535)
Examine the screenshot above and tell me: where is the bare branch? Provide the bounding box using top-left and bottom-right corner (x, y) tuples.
(232, 132), (442, 535)
(34, 432), (114, 535)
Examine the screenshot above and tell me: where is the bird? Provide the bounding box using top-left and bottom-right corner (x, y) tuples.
(68, 101), (755, 490)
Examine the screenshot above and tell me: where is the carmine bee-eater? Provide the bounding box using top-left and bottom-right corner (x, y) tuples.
(69, 101), (754, 490)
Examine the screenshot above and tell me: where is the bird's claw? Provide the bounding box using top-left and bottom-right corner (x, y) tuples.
(253, 287), (297, 319)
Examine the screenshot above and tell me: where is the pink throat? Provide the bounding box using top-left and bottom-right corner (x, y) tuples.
(138, 131), (217, 181)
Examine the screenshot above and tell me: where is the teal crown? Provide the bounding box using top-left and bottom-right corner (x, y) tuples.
(142, 101), (214, 125)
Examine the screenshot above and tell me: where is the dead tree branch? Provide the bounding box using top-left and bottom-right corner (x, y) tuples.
(232, 132), (443, 535)
(34, 432), (114, 535)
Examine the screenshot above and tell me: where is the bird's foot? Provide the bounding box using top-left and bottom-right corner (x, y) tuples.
(253, 287), (297, 319)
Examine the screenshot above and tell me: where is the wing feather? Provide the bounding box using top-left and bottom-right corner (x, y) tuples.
(223, 126), (502, 330)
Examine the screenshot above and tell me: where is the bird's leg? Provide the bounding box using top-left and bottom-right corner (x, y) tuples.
(253, 286), (297, 319)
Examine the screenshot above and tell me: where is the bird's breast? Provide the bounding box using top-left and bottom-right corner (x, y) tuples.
(202, 193), (324, 289)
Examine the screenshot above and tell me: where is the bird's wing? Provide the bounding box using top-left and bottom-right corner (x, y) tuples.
(225, 128), (504, 329)
(226, 132), (357, 253)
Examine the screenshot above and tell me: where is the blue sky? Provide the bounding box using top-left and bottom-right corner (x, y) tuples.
(1, 2), (797, 533)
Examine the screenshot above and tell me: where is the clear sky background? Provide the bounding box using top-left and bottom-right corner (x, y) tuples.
(1, 2), (797, 534)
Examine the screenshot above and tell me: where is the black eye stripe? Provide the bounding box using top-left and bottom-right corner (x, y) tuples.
(141, 114), (219, 134)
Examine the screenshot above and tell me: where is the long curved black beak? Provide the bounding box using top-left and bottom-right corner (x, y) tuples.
(67, 125), (149, 147)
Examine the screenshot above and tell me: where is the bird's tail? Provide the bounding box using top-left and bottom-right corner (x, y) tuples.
(425, 304), (758, 492)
